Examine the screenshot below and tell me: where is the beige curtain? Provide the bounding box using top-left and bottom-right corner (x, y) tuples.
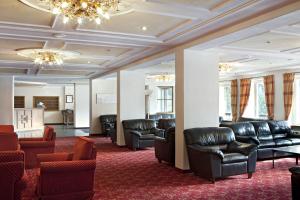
(239, 78), (251, 117)
(231, 79), (238, 122)
(263, 75), (274, 120)
(283, 73), (295, 120)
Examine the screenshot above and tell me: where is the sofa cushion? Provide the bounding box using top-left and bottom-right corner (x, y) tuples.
(274, 138), (293, 147)
(251, 121), (273, 141)
(73, 137), (94, 160)
(0, 133), (19, 151)
(259, 140), (276, 148)
(220, 122), (256, 137)
(268, 120), (291, 139)
(140, 134), (156, 140)
(288, 138), (300, 145)
(222, 153), (248, 164)
(122, 119), (156, 131)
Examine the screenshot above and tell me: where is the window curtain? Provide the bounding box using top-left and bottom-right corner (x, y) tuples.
(239, 78), (251, 117)
(283, 73), (295, 120)
(263, 75), (274, 120)
(231, 79), (238, 122)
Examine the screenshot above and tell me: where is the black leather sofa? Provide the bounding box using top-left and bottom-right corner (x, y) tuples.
(122, 119), (164, 151)
(99, 115), (117, 143)
(146, 113), (175, 125)
(157, 118), (175, 134)
(155, 127), (175, 164)
(184, 127), (257, 183)
(221, 120), (300, 160)
(290, 167), (300, 200)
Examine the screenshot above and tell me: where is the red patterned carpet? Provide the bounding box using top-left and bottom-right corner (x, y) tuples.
(23, 137), (294, 200)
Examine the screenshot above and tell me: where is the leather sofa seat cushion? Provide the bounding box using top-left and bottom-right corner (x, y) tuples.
(288, 138), (300, 145)
(250, 121), (273, 140)
(73, 137), (94, 160)
(259, 140), (276, 148)
(274, 138), (293, 147)
(43, 127), (55, 141)
(0, 133), (19, 151)
(140, 134), (156, 140)
(222, 153), (248, 164)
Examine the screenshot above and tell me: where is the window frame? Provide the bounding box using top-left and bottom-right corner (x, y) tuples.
(156, 86), (174, 113)
(219, 81), (232, 120)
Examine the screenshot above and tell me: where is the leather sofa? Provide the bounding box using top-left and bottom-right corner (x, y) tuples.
(221, 120), (300, 160)
(290, 167), (300, 200)
(37, 136), (97, 200)
(155, 127), (175, 164)
(157, 119), (175, 136)
(19, 126), (56, 169)
(184, 127), (257, 183)
(99, 115), (117, 143)
(0, 132), (26, 200)
(122, 119), (164, 150)
(146, 113), (175, 125)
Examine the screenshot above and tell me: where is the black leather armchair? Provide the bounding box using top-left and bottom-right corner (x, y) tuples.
(184, 127), (257, 183)
(290, 167), (300, 200)
(155, 127), (175, 164)
(157, 119), (175, 137)
(99, 115), (117, 143)
(122, 119), (164, 151)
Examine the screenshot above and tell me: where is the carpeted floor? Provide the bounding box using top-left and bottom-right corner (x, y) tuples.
(23, 137), (294, 200)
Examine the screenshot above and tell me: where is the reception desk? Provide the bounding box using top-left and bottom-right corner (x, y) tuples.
(14, 108), (44, 137)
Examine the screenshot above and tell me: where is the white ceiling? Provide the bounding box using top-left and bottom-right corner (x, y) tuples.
(0, 0), (298, 81)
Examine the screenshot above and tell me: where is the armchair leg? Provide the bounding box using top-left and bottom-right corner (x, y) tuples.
(158, 159), (162, 163)
(210, 178), (215, 184)
(248, 173), (253, 179)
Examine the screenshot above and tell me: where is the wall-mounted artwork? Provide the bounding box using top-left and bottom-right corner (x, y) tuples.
(66, 95), (73, 103)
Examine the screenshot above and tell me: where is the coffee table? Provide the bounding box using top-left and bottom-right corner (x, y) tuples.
(272, 145), (300, 168)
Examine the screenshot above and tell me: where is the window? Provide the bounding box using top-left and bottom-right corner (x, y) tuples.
(14, 96), (25, 108)
(157, 86), (173, 113)
(243, 79), (268, 119)
(219, 82), (232, 120)
(290, 77), (300, 125)
(33, 96), (59, 111)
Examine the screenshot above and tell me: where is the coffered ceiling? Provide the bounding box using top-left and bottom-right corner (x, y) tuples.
(0, 0), (298, 81)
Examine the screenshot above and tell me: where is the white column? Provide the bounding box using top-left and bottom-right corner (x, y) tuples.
(274, 72), (285, 120)
(175, 49), (219, 170)
(0, 76), (14, 125)
(74, 83), (90, 128)
(117, 70), (145, 146)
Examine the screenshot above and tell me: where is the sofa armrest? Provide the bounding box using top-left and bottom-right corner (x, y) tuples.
(188, 145), (224, 159)
(227, 141), (257, 156)
(0, 151), (24, 163)
(40, 160), (96, 173)
(155, 137), (167, 143)
(235, 135), (260, 145)
(288, 131), (300, 138)
(130, 130), (142, 137)
(290, 167), (300, 175)
(152, 128), (164, 138)
(37, 153), (73, 163)
(19, 137), (43, 141)
(19, 141), (55, 148)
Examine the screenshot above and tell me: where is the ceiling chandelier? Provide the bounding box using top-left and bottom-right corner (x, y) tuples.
(46, 0), (120, 24)
(219, 63), (233, 72)
(153, 74), (175, 82)
(17, 49), (80, 66)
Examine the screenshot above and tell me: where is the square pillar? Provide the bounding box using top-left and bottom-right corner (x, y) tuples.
(117, 71), (145, 146)
(0, 76), (14, 125)
(175, 49), (219, 170)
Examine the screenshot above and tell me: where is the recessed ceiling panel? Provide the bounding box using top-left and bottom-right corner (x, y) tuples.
(0, 54), (32, 61)
(40, 69), (90, 76)
(66, 58), (107, 65)
(227, 32), (300, 52)
(0, 38), (43, 51)
(0, 68), (27, 74)
(156, 0), (224, 9)
(1, 0), (53, 26)
(80, 11), (185, 36)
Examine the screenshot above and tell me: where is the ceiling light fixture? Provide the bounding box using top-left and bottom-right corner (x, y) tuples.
(17, 49), (79, 67)
(141, 26), (147, 31)
(45, 0), (120, 25)
(219, 63), (233, 72)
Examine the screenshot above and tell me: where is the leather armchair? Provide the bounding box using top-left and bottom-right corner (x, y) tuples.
(36, 136), (97, 200)
(122, 119), (164, 150)
(290, 167), (300, 200)
(220, 122), (260, 145)
(0, 133), (26, 200)
(19, 126), (56, 169)
(155, 127), (175, 164)
(99, 115), (117, 143)
(157, 119), (175, 137)
(184, 127), (257, 183)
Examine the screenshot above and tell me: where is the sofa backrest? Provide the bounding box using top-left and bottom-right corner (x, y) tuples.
(73, 137), (96, 160)
(0, 132), (19, 151)
(0, 125), (14, 133)
(220, 122), (256, 137)
(250, 121), (273, 141)
(184, 127), (235, 147)
(122, 119), (156, 131)
(43, 126), (56, 141)
(158, 119), (175, 131)
(99, 115), (117, 123)
(268, 120), (291, 139)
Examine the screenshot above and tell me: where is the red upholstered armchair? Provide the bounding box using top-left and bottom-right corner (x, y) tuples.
(0, 133), (26, 200)
(0, 125), (14, 133)
(19, 126), (56, 169)
(36, 136), (97, 200)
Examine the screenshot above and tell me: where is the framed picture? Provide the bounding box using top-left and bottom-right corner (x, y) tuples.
(66, 95), (73, 103)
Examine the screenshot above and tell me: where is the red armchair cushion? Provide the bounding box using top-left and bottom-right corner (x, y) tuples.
(43, 126), (55, 141)
(0, 133), (18, 151)
(0, 125), (14, 133)
(72, 137), (94, 160)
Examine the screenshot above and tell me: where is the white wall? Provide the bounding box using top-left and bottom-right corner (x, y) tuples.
(14, 85), (66, 124)
(0, 76), (14, 125)
(74, 83), (90, 128)
(91, 78), (117, 134)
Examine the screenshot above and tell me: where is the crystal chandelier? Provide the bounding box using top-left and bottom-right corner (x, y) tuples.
(46, 0), (120, 24)
(154, 74), (175, 82)
(33, 51), (63, 65)
(219, 63), (233, 72)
